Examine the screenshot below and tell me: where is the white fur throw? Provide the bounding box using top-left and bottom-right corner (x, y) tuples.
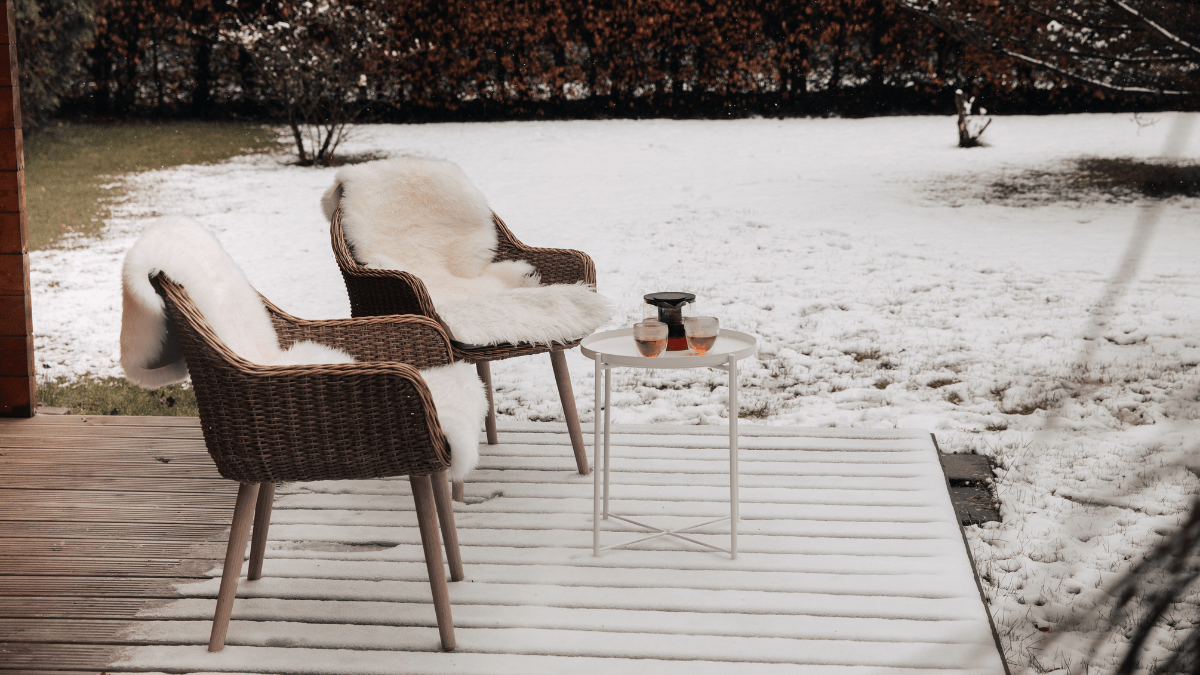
(321, 157), (611, 346)
(120, 215), (484, 481)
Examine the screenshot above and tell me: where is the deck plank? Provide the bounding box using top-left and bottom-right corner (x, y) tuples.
(1, 521), (231, 540)
(0, 576), (192, 598)
(0, 475), (231, 492)
(0, 558), (219, 579)
(0, 597), (152, 619)
(0, 643), (124, 670)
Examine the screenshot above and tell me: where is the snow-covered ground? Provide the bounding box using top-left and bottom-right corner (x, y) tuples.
(33, 114), (1200, 673)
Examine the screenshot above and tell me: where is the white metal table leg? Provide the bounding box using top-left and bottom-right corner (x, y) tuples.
(603, 359), (612, 518)
(729, 354), (739, 560)
(593, 356), (602, 556)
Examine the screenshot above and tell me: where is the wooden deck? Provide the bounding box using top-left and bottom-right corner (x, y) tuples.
(0, 416), (1007, 674)
(0, 415), (236, 671)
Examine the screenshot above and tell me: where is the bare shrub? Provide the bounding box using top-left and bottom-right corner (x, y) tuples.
(222, 0), (392, 166)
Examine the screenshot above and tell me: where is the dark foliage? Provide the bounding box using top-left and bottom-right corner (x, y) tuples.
(14, 0), (95, 130)
(904, 0), (1200, 99)
(86, 0), (243, 118)
(53, 0), (1175, 123)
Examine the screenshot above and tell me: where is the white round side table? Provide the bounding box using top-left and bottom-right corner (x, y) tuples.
(580, 327), (758, 559)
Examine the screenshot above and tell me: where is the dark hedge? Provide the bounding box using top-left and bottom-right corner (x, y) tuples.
(58, 0), (1173, 123)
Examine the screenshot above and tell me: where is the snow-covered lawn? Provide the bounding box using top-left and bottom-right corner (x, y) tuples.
(34, 114), (1200, 672)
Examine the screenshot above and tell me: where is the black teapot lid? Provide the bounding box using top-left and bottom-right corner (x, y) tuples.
(644, 292), (695, 308)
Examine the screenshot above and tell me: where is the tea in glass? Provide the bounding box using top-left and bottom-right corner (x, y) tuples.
(684, 316), (719, 355)
(633, 320), (668, 357)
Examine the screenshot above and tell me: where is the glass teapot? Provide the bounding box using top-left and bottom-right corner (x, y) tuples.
(643, 292), (696, 351)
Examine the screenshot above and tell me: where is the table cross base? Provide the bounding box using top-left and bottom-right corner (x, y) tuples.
(597, 514), (733, 555)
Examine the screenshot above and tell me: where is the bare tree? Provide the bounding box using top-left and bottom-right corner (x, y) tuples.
(903, 0), (1200, 98)
(222, 0), (392, 166)
(954, 89), (991, 147)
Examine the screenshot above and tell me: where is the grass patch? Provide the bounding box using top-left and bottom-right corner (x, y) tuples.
(1075, 158), (1200, 199)
(38, 376), (198, 416)
(739, 400), (777, 419)
(24, 122), (284, 250)
(329, 151), (388, 166)
(978, 157), (1200, 206)
(1007, 402), (1048, 416)
(928, 378), (958, 389)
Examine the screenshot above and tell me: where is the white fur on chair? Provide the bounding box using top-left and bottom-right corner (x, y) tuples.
(322, 157), (611, 346)
(120, 215), (484, 481)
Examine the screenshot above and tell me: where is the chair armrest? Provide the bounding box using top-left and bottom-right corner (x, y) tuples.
(341, 266), (444, 320)
(330, 206), (443, 319)
(194, 359), (451, 482)
(491, 213), (597, 286)
(259, 295), (453, 369)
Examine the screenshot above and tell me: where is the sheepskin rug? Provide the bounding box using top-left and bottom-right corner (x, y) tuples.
(120, 215), (484, 481)
(322, 156), (611, 346)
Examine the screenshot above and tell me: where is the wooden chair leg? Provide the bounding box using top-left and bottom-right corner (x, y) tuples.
(247, 482), (275, 581)
(476, 361), (498, 445)
(209, 482), (260, 652)
(550, 349), (590, 475)
(452, 480), (465, 503)
(411, 474), (456, 650)
(430, 470), (464, 582)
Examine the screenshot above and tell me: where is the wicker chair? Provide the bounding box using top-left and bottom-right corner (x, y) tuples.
(154, 272), (464, 653)
(330, 205), (596, 480)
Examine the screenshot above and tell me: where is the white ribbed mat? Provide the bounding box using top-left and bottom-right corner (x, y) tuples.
(112, 423), (1006, 674)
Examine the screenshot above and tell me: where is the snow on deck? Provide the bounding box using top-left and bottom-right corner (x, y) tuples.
(113, 423), (1006, 674)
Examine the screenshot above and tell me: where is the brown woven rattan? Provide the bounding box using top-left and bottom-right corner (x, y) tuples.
(330, 206), (595, 362)
(156, 272), (464, 653)
(157, 273), (454, 483)
(328, 203), (598, 474)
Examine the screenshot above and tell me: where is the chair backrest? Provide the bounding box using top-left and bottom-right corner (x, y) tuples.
(325, 157), (498, 278)
(330, 206), (442, 320)
(329, 196), (509, 273)
(155, 273), (450, 483)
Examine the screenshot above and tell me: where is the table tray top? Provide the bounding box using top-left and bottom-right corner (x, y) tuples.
(581, 327), (758, 369)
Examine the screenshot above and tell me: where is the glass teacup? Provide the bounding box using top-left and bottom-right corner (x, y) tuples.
(633, 320), (668, 357)
(684, 316), (719, 355)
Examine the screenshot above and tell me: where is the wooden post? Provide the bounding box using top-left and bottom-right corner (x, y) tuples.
(0, 0), (34, 417)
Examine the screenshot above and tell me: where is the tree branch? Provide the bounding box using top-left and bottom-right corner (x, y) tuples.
(998, 46), (1192, 95)
(1108, 0), (1200, 58)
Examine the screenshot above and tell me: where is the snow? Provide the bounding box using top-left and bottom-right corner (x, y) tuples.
(117, 426), (1003, 674)
(32, 113), (1200, 672)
